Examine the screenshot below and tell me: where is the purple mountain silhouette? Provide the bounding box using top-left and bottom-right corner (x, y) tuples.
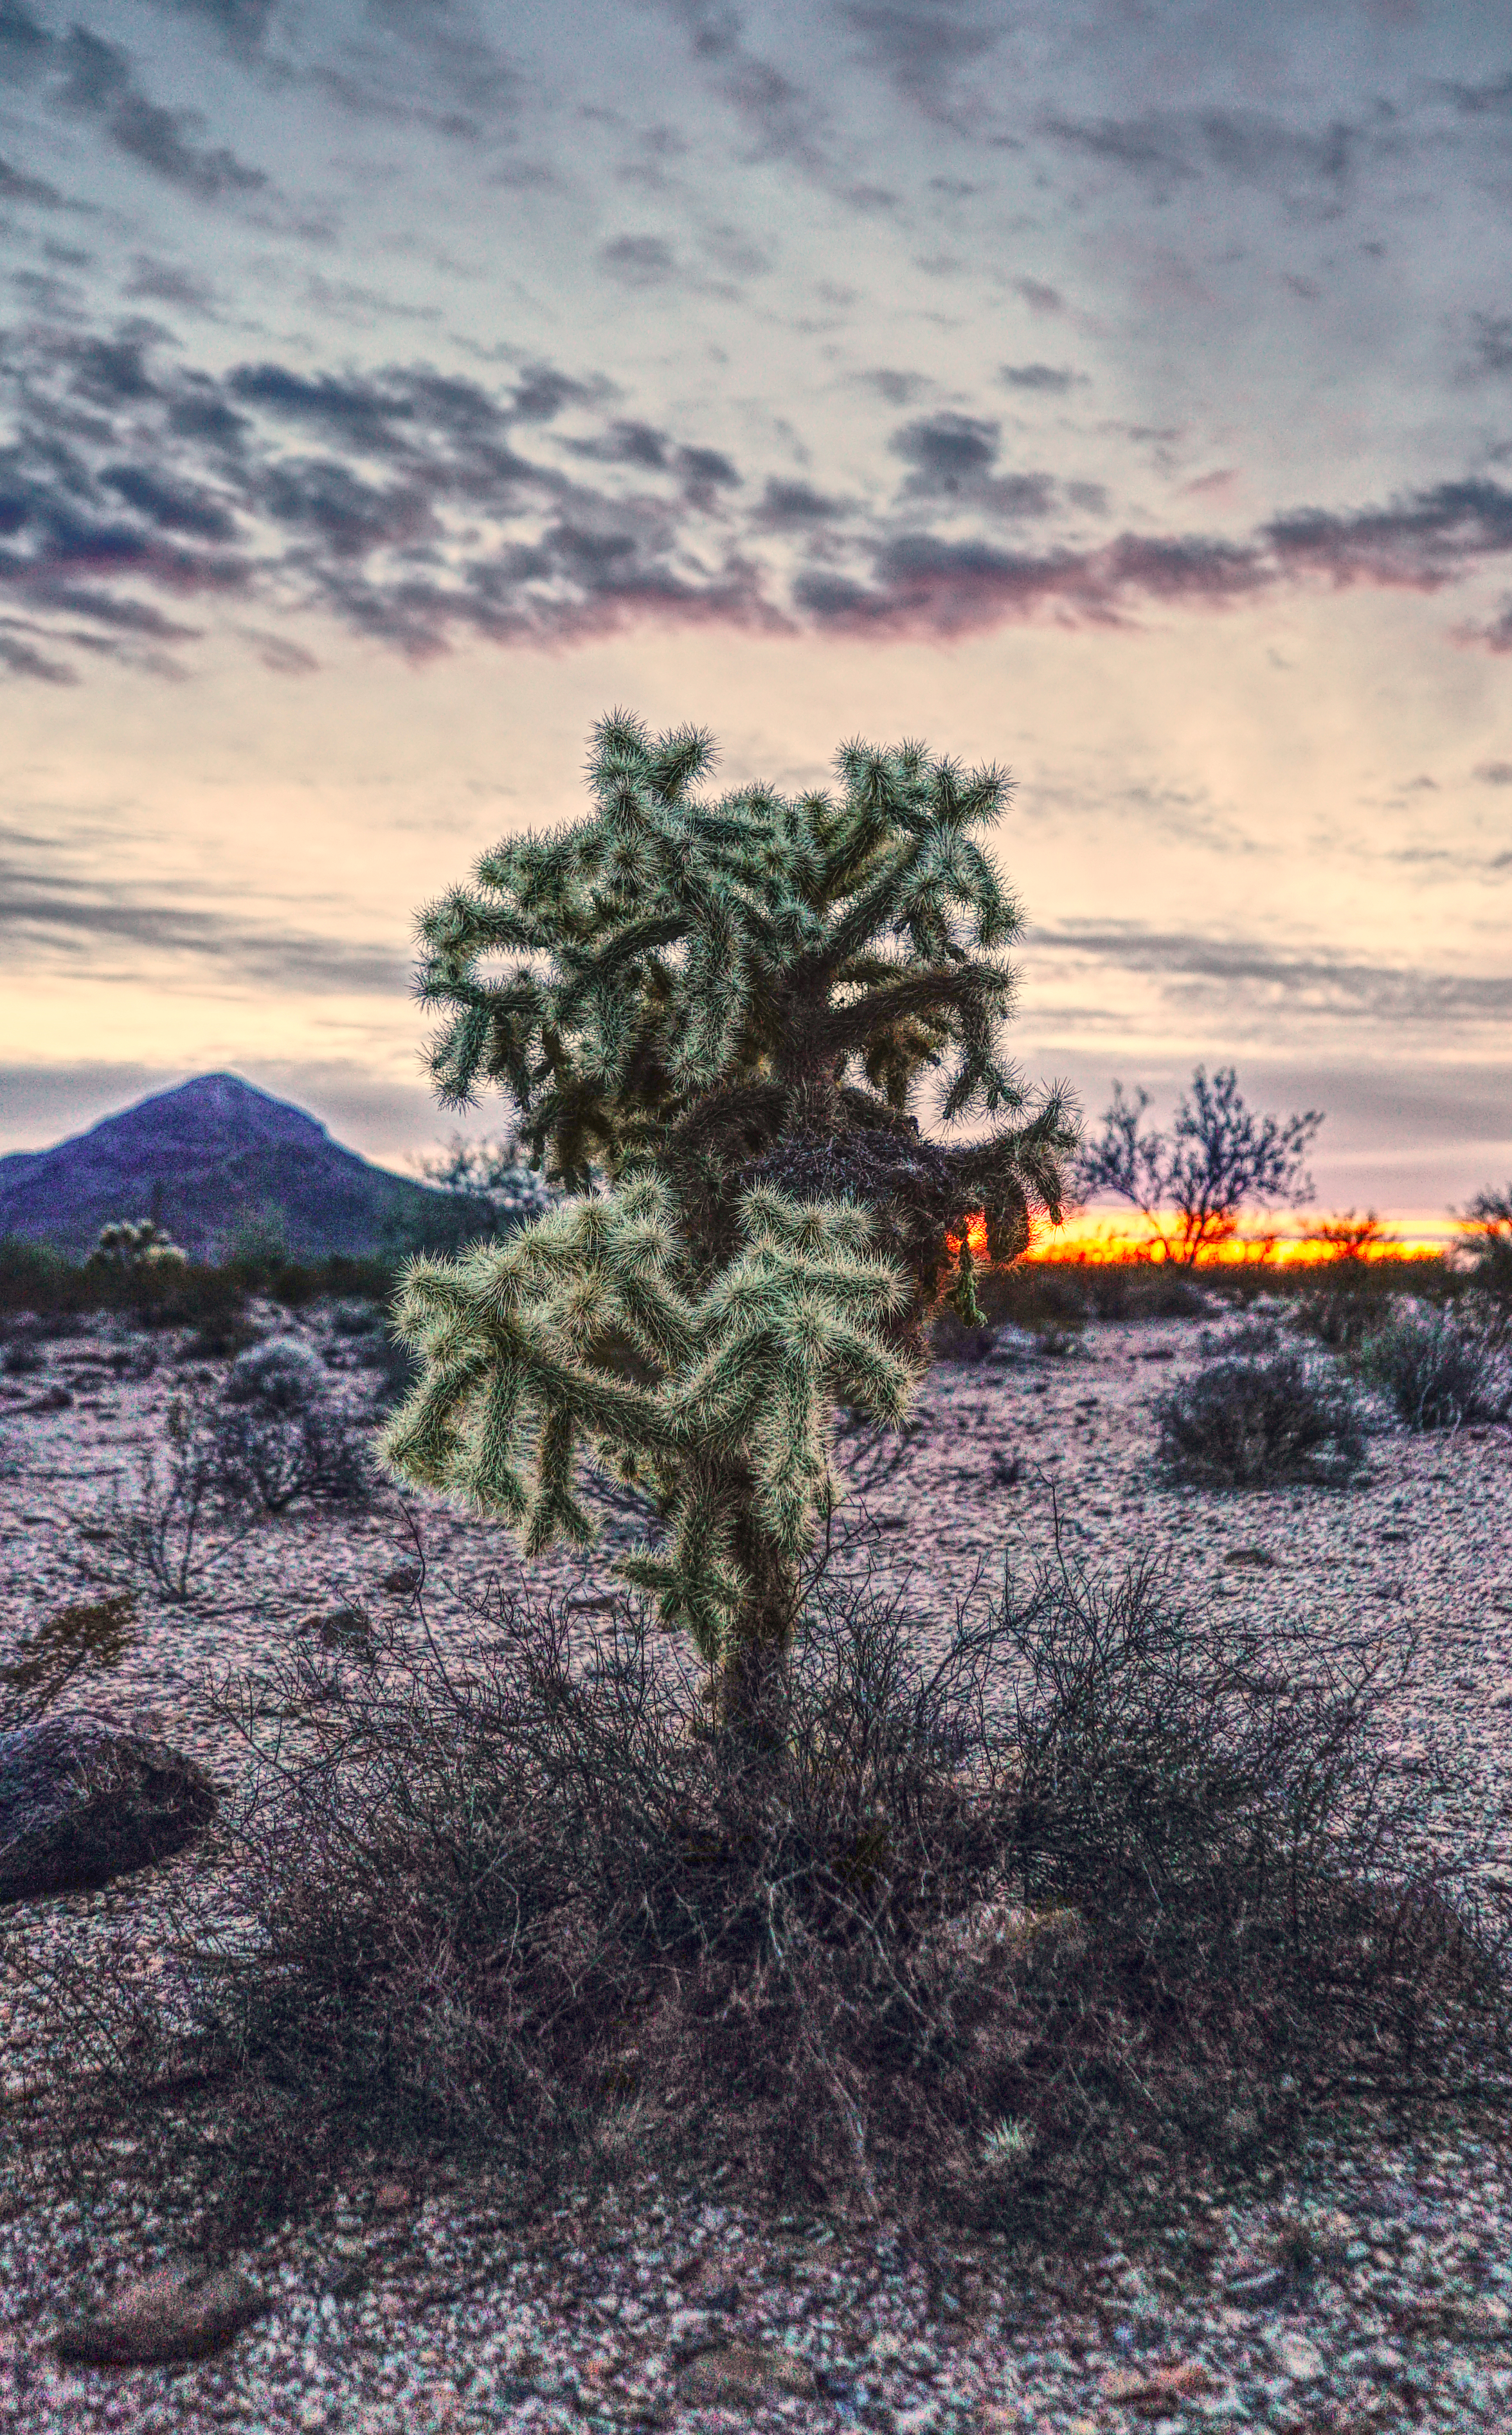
(0, 1074), (442, 1261)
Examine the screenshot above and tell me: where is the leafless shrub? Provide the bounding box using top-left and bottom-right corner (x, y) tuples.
(78, 1397), (260, 1603)
(210, 1403), (374, 1515)
(16, 1533), (1506, 2245)
(1156, 1346), (1369, 1487)
(1359, 1308), (1510, 1433)
(0, 1592), (137, 1727)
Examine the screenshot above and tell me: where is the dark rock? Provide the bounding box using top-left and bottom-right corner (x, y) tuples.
(53, 2266), (266, 2366)
(676, 2342), (815, 2407)
(1224, 2263), (1286, 2306)
(0, 1711), (217, 1905)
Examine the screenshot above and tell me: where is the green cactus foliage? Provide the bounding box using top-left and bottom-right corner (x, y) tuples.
(383, 1176), (915, 1691)
(88, 1219), (187, 1273)
(386, 714), (1077, 1721)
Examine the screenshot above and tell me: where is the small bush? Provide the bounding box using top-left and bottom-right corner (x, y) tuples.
(1289, 1257), (1446, 1354)
(1360, 1309), (1510, 1432)
(24, 1544), (1504, 2243)
(211, 1402), (374, 1514)
(224, 1334), (325, 1413)
(82, 1397), (260, 1603)
(1155, 1347), (1367, 1487)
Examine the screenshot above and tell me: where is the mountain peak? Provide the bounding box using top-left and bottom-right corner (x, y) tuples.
(0, 1072), (433, 1261)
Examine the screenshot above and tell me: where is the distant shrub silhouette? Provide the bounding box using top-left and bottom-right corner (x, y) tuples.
(1461, 1184), (1512, 1321)
(1155, 1346), (1367, 1487)
(1360, 1309), (1509, 1432)
(1077, 1066), (1321, 1264)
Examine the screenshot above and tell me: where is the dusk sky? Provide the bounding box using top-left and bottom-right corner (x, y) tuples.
(3, 0), (1509, 1225)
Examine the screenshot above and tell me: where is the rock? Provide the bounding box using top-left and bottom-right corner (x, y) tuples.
(1224, 2263), (1286, 2306)
(1103, 2362), (1212, 2416)
(1268, 2328), (1325, 2383)
(676, 2342), (814, 2407)
(54, 2265), (266, 2365)
(1463, 2296), (1512, 2342)
(300, 1606), (375, 1656)
(0, 1711), (217, 1904)
(381, 1564), (422, 1595)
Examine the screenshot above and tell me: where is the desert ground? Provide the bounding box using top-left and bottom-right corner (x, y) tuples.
(1, 1295), (1510, 2432)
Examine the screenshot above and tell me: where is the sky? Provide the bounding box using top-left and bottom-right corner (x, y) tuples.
(2, 0), (1509, 1228)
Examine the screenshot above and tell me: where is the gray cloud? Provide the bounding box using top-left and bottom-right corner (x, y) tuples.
(1043, 106), (1358, 208)
(1000, 362), (1076, 394)
(10, 310), (1512, 679)
(144, 0), (282, 55)
(840, 0), (1003, 122)
(0, 825), (408, 992)
(891, 409), (998, 490)
(55, 26), (269, 199)
(651, 0), (826, 171)
(598, 233), (678, 286)
(0, 153), (75, 208)
(1028, 921), (1512, 1033)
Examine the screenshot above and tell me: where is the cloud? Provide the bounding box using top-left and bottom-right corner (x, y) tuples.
(0, 154), (75, 208)
(891, 409), (999, 490)
(1000, 362), (1076, 393)
(1028, 921), (1512, 1033)
(123, 255), (219, 310)
(652, 0), (825, 172)
(1266, 480), (1512, 589)
(1474, 760), (1512, 784)
(840, 1), (1003, 123)
(754, 477), (851, 526)
(1042, 107), (1357, 207)
(143, 0), (281, 56)
(1465, 312), (1512, 375)
(55, 27), (269, 200)
(598, 233), (678, 286)
(0, 824), (408, 991)
(1013, 277), (1064, 316)
(10, 310), (1512, 681)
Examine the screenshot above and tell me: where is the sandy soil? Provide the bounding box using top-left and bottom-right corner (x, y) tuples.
(1, 1299), (1510, 2432)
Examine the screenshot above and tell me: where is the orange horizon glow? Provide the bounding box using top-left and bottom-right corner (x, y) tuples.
(950, 1208), (1473, 1271)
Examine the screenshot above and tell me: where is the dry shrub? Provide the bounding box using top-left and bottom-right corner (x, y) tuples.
(209, 1403), (374, 1514)
(0, 1593), (137, 1727)
(15, 1535), (1506, 2248)
(1155, 1345), (1368, 1487)
(1359, 1308), (1510, 1432)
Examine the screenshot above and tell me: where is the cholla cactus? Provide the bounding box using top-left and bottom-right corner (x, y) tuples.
(384, 1176), (915, 1718)
(388, 713), (1076, 1725)
(416, 712), (1074, 1312)
(88, 1219), (187, 1273)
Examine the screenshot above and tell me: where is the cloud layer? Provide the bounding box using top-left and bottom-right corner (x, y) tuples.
(0, 1), (1509, 677)
(6, 316), (1512, 681)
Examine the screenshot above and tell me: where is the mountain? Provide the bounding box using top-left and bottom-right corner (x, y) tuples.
(0, 1074), (449, 1262)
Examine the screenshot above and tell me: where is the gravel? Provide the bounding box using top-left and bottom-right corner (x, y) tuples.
(1, 1297), (1510, 2431)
